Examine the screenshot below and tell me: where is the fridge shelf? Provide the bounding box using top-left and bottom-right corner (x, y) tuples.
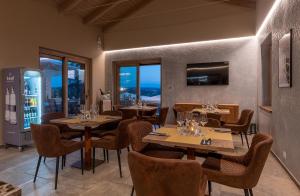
(24, 94), (38, 97)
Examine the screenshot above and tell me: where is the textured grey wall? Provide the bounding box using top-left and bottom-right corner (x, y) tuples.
(105, 38), (258, 123)
(257, 0), (300, 183)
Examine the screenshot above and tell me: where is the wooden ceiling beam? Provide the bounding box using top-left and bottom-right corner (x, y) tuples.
(83, 0), (128, 25)
(102, 0), (155, 32)
(59, 0), (84, 12)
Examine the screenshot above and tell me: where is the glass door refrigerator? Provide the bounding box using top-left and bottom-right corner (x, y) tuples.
(2, 68), (42, 151)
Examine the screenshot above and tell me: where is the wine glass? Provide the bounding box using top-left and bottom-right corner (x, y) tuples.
(80, 104), (86, 119)
(200, 112), (208, 127)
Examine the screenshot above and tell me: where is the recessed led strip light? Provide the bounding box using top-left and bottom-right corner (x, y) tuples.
(104, 0), (281, 53)
(104, 36), (255, 53)
(256, 0), (282, 36)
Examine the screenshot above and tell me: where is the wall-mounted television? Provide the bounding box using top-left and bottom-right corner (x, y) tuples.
(187, 61), (229, 86)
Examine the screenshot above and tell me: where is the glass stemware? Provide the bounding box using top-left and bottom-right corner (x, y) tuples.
(200, 112), (208, 127)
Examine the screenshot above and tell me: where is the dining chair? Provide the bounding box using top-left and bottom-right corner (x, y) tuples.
(92, 110), (122, 137)
(202, 133), (273, 196)
(206, 118), (221, 128)
(222, 109), (254, 148)
(31, 124), (84, 189)
(91, 118), (136, 177)
(207, 113), (221, 121)
(127, 120), (185, 195)
(128, 151), (207, 196)
(41, 112), (83, 166)
(142, 107), (169, 129)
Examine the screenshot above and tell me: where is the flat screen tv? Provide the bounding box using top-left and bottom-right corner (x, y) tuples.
(187, 62), (229, 86)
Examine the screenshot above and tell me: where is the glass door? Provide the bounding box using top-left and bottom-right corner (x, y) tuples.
(40, 57), (63, 114)
(139, 64), (161, 106)
(116, 63), (161, 106)
(118, 66), (138, 106)
(68, 61), (86, 116)
(23, 70), (42, 129)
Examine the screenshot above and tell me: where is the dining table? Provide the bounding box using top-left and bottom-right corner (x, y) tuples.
(50, 115), (122, 170)
(143, 125), (234, 160)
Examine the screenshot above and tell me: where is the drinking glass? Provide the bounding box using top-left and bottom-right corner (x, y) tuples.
(200, 112), (208, 127)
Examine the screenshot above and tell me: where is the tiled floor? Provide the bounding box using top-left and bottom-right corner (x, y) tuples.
(0, 135), (299, 196)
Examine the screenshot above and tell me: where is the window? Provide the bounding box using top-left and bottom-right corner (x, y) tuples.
(115, 59), (161, 106)
(39, 48), (91, 116)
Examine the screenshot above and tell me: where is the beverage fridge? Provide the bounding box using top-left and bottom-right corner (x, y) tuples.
(2, 68), (42, 151)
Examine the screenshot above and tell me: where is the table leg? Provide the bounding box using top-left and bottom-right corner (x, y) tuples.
(84, 126), (92, 169)
(187, 148), (196, 160)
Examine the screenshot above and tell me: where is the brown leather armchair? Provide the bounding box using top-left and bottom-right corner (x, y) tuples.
(128, 151), (207, 196)
(202, 133), (273, 196)
(31, 124), (83, 189)
(223, 109), (254, 148)
(91, 118), (136, 177)
(142, 107), (169, 129)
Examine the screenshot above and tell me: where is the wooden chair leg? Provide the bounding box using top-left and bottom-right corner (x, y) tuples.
(244, 189), (249, 196)
(131, 186), (134, 196)
(93, 147), (96, 174)
(208, 181), (212, 196)
(43, 156), (46, 163)
(34, 156), (42, 183)
(127, 146), (130, 152)
(80, 147), (84, 175)
(244, 133), (250, 149)
(55, 157), (59, 190)
(117, 150), (122, 178)
(249, 189), (253, 196)
(240, 133), (244, 145)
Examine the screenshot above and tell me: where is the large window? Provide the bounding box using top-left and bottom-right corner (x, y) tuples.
(39, 48), (91, 116)
(115, 59), (161, 106)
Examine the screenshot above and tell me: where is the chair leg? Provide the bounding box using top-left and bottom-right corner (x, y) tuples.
(131, 186), (134, 196)
(55, 157), (59, 190)
(127, 146), (130, 152)
(244, 189), (249, 196)
(93, 147), (96, 174)
(81, 147), (84, 175)
(43, 156), (46, 163)
(117, 150), (122, 178)
(244, 132), (250, 149)
(103, 148), (106, 161)
(34, 156), (42, 183)
(61, 156), (64, 170)
(106, 149), (109, 163)
(249, 189), (253, 196)
(240, 133), (244, 145)
(208, 181), (212, 196)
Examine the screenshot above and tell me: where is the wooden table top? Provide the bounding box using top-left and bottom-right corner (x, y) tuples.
(143, 125), (234, 152)
(50, 115), (122, 129)
(120, 105), (157, 111)
(192, 108), (230, 115)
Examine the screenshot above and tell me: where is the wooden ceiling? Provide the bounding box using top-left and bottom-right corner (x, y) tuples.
(52, 0), (256, 32)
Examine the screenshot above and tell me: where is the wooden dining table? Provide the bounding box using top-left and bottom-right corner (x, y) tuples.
(50, 115), (122, 170)
(143, 125), (234, 160)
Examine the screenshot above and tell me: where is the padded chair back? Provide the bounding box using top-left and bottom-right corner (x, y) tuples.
(243, 133), (273, 187)
(159, 107), (169, 126)
(127, 121), (153, 152)
(238, 109), (254, 127)
(116, 118), (136, 148)
(206, 118), (221, 128)
(101, 110), (122, 116)
(41, 112), (65, 124)
(31, 124), (64, 157)
(128, 151), (207, 196)
(207, 113), (221, 121)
